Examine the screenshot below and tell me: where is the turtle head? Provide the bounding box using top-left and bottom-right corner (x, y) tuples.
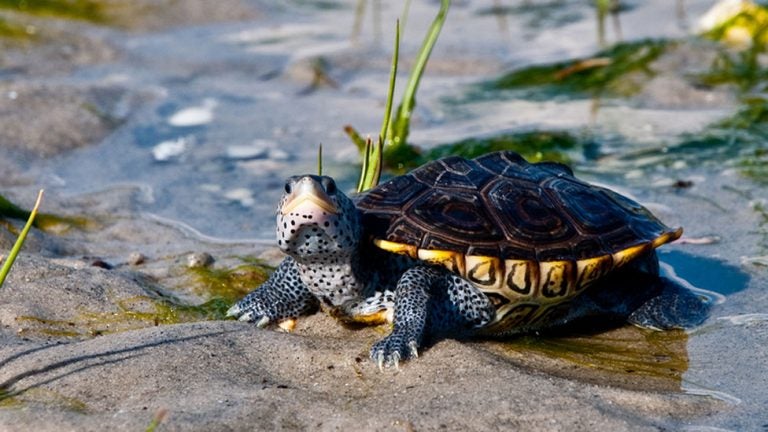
(276, 175), (361, 261)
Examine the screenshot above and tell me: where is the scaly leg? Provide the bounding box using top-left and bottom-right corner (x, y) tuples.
(370, 266), (433, 369)
(370, 266), (495, 369)
(227, 257), (318, 328)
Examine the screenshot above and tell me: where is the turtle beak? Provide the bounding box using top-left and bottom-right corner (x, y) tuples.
(281, 176), (339, 215)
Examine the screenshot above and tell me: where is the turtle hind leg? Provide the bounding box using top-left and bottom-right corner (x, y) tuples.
(436, 274), (495, 332)
(628, 277), (712, 330)
(341, 290), (395, 326)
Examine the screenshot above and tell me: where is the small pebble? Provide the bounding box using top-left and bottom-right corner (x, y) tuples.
(269, 148), (292, 161)
(168, 98), (217, 127)
(224, 188), (255, 207)
(128, 252), (147, 266)
(677, 236), (720, 245)
(226, 145), (268, 160)
(91, 259), (113, 269)
(672, 160), (688, 170)
(152, 137), (189, 161)
(672, 179), (694, 189)
(187, 252), (214, 268)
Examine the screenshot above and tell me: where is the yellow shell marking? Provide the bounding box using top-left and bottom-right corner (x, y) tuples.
(481, 303), (539, 333)
(465, 255), (504, 291)
(417, 249), (465, 276)
(652, 227), (683, 248)
(374, 239), (417, 258)
(612, 243), (650, 269)
(373, 230), (683, 330)
(575, 255), (613, 291)
(503, 259), (538, 298)
(538, 261), (576, 300)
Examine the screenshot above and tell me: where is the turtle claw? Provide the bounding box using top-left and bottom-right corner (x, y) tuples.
(370, 332), (419, 370)
(255, 316), (271, 328)
(408, 341), (419, 359)
(391, 351), (401, 371)
(374, 351), (385, 372)
(232, 309), (270, 328)
(237, 311), (254, 322)
(225, 304), (241, 318)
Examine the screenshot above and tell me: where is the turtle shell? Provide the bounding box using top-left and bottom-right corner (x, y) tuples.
(355, 151), (681, 330)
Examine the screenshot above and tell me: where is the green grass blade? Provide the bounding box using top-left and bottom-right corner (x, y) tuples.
(357, 18), (401, 193)
(0, 189), (43, 288)
(317, 144), (323, 176)
(390, 0), (450, 148)
(380, 19), (400, 144)
(357, 137), (373, 193)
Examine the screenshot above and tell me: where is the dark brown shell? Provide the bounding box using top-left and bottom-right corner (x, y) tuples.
(355, 151), (679, 262)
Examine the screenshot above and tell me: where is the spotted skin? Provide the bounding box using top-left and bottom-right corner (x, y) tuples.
(371, 266), (495, 368)
(228, 152), (708, 369)
(226, 257), (318, 326)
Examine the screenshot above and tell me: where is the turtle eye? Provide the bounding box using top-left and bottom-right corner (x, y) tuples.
(284, 183), (292, 194)
(322, 178), (336, 195)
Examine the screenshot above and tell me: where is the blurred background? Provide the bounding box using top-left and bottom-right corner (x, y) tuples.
(1, 0), (764, 239)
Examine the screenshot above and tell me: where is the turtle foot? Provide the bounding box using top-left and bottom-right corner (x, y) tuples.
(370, 333), (419, 370)
(628, 277), (712, 330)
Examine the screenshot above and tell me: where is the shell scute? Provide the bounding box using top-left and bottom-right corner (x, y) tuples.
(358, 151), (679, 263)
(485, 178), (576, 247)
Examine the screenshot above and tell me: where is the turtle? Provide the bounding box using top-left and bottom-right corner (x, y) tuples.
(227, 150), (709, 368)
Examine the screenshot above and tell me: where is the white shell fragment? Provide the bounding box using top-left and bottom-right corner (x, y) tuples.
(168, 98), (217, 127)
(225, 140), (272, 160)
(224, 188), (255, 207)
(152, 137), (190, 161)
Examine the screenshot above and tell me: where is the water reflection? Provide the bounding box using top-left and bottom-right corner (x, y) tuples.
(659, 250), (750, 297)
(484, 250), (749, 392)
(484, 327), (690, 392)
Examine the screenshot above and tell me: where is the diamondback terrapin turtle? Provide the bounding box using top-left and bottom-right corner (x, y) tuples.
(227, 151), (708, 368)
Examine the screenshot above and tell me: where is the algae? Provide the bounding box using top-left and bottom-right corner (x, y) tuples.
(377, 130), (583, 173)
(0, 193), (94, 234)
(0, 388), (88, 413)
(490, 326), (689, 391)
(189, 256), (272, 303)
(0, 0), (109, 25)
(15, 257), (273, 339)
(0, 15), (34, 39)
(17, 296), (232, 339)
(664, 97), (768, 180)
(486, 39), (670, 100)
(424, 130), (581, 164)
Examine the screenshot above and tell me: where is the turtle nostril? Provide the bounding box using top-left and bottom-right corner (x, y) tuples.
(284, 183), (292, 194)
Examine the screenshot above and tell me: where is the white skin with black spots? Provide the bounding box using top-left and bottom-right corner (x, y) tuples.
(227, 175), (496, 368)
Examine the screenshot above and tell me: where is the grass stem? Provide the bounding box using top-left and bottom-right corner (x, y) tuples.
(0, 189), (43, 288)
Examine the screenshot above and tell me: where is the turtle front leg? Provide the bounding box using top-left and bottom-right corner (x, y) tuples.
(227, 257), (318, 329)
(370, 266), (438, 369)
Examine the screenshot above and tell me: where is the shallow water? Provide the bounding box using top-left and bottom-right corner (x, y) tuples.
(2, 0), (767, 430)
